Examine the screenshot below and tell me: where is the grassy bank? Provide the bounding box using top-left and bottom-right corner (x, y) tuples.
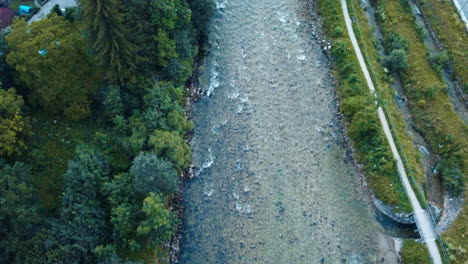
(346, 0), (425, 186)
(416, 0), (468, 95)
(375, 0), (468, 262)
(316, 0), (411, 212)
(401, 239), (431, 264)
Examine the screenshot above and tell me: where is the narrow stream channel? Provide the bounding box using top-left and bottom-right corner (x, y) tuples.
(179, 0), (398, 263)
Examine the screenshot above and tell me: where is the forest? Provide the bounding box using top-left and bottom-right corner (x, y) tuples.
(0, 0), (215, 263)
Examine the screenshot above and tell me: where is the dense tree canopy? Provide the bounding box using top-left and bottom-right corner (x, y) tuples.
(136, 192), (178, 248)
(124, 0), (193, 82)
(130, 152), (179, 195)
(80, 0), (136, 82)
(6, 15), (99, 120)
(0, 162), (40, 263)
(0, 0), (215, 262)
(53, 147), (109, 263)
(0, 87), (29, 156)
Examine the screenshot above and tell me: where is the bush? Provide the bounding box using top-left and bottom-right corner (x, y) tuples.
(384, 32), (409, 52)
(440, 158), (464, 196)
(384, 48), (408, 73)
(429, 50), (449, 73)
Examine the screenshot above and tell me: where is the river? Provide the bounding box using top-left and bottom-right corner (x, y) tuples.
(179, 0), (398, 263)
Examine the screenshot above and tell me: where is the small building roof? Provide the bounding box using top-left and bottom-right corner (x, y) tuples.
(0, 7), (13, 29)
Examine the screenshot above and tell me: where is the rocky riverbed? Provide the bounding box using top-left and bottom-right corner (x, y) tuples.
(176, 0), (400, 263)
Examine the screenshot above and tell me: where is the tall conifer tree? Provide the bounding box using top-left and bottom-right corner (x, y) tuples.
(80, 0), (136, 82)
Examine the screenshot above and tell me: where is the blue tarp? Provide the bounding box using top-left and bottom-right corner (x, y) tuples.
(19, 5), (32, 14)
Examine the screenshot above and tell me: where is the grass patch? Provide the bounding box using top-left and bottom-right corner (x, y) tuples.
(416, 0), (468, 94)
(22, 111), (99, 213)
(444, 204), (468, 263)
(317, 0), (412, 212)
(401, 239), (431, 264)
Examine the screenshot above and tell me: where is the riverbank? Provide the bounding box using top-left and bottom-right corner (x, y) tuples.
(316, 0), (412, 212)
(168, 54), (204, 263)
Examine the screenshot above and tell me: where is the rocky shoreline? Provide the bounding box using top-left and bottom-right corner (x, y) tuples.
(168, 55), (204, 263)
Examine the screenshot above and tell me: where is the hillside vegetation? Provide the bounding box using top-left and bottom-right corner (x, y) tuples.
(0, 0), (215, 263)
(317, 0), (412, 212)
(374, 0), (467, 262)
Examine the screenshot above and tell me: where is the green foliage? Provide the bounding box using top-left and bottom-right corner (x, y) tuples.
(187, 0), (216, 43)
(149, 130), (191, 171)
(440, 158), (464, 196)
(384, 32), (409, 52)
(50, 4), (63, 16)
(0, 31), (13, 86)
(80, 0), (136, 82)
(96, 244), (143, 264)
(349, 110), (381, 144)
(418, 0), (468, 94)
(0, 87), (29, 156)
(6, 16), (99, 120)
(429, 50), (449, 73)
(143, 81), (192, 134)
(137, 193), (177, 248)
(384, 48), (408, 73)
(96, 79), (192, 170)
(382, 33), (409, 74)
(0, 0), (209, 262)
(64, 6), (81, 22)
(317, 0), (411, 211)
(401, 240), (431, 264)
(102, 85), (124, 119)
(376, 0), (467, 195)
(53, 147), (109, 263)
(103, 173), (142, 250)
(0, 161), (40, 264)
(124, 0), (195, 83)
(131, 153), (179, 195)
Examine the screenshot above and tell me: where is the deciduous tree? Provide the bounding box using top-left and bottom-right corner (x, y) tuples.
(137, 192), (177, 248)
(130, 152), (178, 195)
(6, 16), (98, 120)
(149, 130), (190, 171)
(0, 86), (29, 156)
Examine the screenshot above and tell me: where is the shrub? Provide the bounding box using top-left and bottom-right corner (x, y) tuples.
(384, 48), (408, 73)
(429, 50), (449, 73)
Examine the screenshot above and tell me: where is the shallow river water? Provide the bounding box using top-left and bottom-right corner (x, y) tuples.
(180, 0), (397, 263)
